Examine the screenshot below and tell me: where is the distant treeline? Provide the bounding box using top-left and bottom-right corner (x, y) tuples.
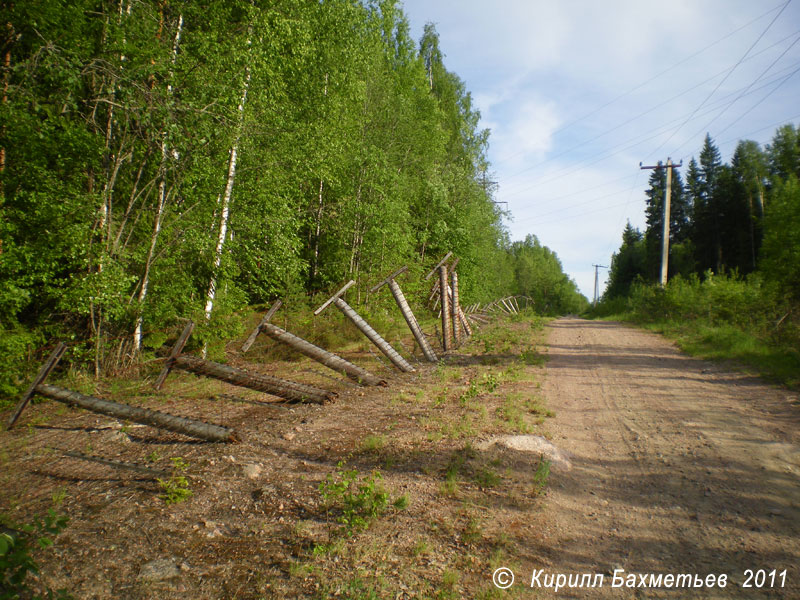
(0, 0), (584, 396)
(602, 127), (800, 386)
(606, 127), (799, 299)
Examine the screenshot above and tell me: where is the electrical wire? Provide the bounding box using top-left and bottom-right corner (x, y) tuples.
(487, 0), (790, 169)
(498, 35), (800, 198)
(649, 0), (793, 157)
(499, 62), (800, 203)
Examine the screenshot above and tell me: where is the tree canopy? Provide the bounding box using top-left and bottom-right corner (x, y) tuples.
(0, 0), (582, 396)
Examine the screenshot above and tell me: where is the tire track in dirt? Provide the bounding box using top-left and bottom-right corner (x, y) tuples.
(523, 317), (800, 598)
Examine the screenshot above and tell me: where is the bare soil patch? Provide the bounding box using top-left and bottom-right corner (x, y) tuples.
(1, 314), (552, 599)
(526, 317), (800, 599)
(3, 316), (798, 599)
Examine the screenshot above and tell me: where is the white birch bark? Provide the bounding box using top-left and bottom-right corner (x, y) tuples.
(203, 57), (251, 356)
(133, 14), (183, 350)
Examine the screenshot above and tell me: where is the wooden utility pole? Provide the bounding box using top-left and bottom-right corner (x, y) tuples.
(640, 158), (682, 286)
(592, 264), (608, 307)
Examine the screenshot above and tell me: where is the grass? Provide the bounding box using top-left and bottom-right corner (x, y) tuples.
(360, 434), (386, 453)
(3, 307), (556, 600)
(592, 276), (800, 389)
(651, 320), (800, 387)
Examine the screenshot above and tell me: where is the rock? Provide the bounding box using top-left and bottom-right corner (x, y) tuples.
(243, 463), (262, 480)
(283, 432), (296, 441)
(475, 435), (572, 470)
(138, 558), (180, 582)
(203, 521), (223, 538)
(108, 430), (131, 443)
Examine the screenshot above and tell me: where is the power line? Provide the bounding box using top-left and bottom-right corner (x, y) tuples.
(683, 62), (800, 155)
(670, 31), (800, 157)
(651, 0), (793, 157)
(487, 1), (790, 169)
(499, 62), (800, 203)
(498, 40), (800, 197)
(497, 25), (800, 185)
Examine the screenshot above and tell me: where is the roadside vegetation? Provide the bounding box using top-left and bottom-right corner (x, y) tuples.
(0, 1), (585, 404)
(593, 127), (800, 388)
(1, 311), (557, 598)
(591, 274), (799, 387)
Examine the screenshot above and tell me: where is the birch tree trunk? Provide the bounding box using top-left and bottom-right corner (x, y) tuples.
(203, 54), (251, 356)
(134, 14), (183, 351)
(309, 178), (324, 288)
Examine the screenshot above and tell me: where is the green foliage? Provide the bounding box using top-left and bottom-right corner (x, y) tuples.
(318, 462), (390, 537)
(599, 273), (799, 387)
(532, 458), (551, 496)
(4, 0), (533, 386)
(481, 372), (500, 392)
(157, 457), (192, 505)
(760, 176), (800, 300)
(605, 222), (646, 299)
(360, 434), (386, 454)
(0, 509), (71, 600)
(0, 327), (44, 404)
(505, 236), (588, 314)
(519, 346), (546, 366)
(458, 381), (479, 405)
(602, 125), (799, 387)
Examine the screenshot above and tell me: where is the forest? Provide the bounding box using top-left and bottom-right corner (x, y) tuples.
(0, 0), (585, 399)
(603, 127), (800, 384)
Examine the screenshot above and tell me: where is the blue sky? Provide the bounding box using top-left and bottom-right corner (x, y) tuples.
(398, 0), (800, 299)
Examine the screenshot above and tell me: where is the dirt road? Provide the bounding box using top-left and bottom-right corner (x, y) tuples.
(526, 318), (800, 598)
(3, 315), (799, 598)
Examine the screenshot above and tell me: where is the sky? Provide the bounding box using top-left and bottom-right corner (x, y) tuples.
(398, 0), (800, 300)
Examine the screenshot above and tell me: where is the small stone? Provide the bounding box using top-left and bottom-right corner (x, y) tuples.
(109, 430), (131, 443)
(138, 559), (179, 582)
(283, 432), (296, 441)
(243, 463), (261, 480)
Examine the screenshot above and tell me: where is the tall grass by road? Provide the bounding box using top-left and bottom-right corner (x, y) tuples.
(590, 273), (800, 388)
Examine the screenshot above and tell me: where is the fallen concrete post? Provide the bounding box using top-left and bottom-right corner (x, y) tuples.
(371, 266), (437, 363)
(36, 383), (236, 442)
(315, 281), (415, 373)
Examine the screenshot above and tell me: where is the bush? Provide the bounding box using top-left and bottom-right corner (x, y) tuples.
(0, 326), (44, 406)
(616, 273), (799, 387)
(0, 509), (71, 599)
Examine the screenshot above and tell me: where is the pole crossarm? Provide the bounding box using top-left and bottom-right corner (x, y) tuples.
(424, 252), (452, 281)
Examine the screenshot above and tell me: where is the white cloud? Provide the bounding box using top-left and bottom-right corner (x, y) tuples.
(400, 0), (800, 298)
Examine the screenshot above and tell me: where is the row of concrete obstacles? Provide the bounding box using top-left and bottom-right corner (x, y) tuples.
(8, 253), (476, 442)
(7, 254), (490, 456)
